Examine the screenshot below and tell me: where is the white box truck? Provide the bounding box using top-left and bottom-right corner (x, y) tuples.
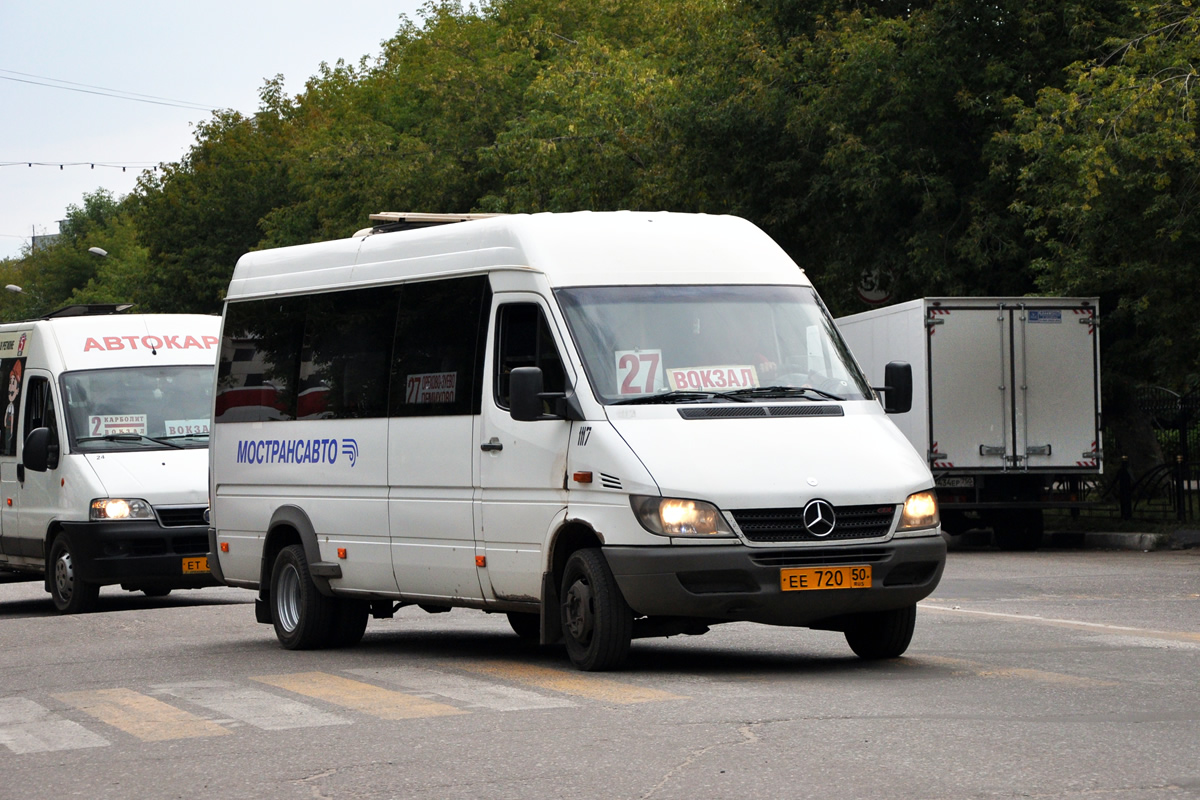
(208, 211), (946, 671)
(837, 297), (1102, 550)
(0, 305), (221, 610)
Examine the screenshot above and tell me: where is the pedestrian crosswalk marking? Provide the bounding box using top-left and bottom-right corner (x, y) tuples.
(53, 688), (230, 742)
(452, 661), (688, 704)
(349, 666), (576, 711)
(252, 672), (466, 720)
(0, 698), (109, 754)
(150, 681), (350, 731)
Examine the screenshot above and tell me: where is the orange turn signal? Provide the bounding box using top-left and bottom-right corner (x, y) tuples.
(475, 555), (486, 567)
(573, 471), (593, 484)
(337, 548), (347, 559)
(219, 542), (229, 553)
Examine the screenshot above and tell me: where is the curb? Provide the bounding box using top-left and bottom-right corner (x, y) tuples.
(947, 529), (1200, 551)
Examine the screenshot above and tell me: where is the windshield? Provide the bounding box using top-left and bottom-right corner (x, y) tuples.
(555, 285), (872, 405)
(62, 365), (214, 451)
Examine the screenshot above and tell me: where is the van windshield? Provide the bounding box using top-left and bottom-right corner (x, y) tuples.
(555, 285), (872, 405)
(62, 366), (213, 451)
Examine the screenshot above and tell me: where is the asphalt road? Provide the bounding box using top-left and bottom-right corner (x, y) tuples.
(1, 546), (1198, 800)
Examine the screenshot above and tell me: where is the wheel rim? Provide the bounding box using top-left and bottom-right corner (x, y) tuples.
(563, 577), (593, 644)
(54, 548), (75, 602)
(276, 563), (302, 633)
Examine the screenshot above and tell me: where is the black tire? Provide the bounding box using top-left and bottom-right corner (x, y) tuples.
(844, 604), (917, 660)
(142, 588), (172, 598)
(330, 598), (370, 648)
(48, 534), (99, 614)
(506, 611), (541, 642)
(559, 549), (633, 671)
(270, 544), (338, 650)
(993, 510), (1044, 551)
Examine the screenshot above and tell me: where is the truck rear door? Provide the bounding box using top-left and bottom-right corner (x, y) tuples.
(927, 302), (1099, 472)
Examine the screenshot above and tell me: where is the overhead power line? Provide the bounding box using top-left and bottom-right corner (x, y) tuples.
(0, 68), (216, 111)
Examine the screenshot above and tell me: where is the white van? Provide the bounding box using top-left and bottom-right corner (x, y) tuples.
(209, 212), (945, 670)
(0, 306), (220, 612)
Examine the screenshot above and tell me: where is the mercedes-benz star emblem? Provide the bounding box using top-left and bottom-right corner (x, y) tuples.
(802, 499), (836, 537)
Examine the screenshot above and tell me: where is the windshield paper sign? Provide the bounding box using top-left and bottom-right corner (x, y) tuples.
(667, 365), (760, 391)
(615, 349), (665, 395)
(236, 437), (359, 467)
(90, 415), (147, 436)
(165, 419), (210, 435)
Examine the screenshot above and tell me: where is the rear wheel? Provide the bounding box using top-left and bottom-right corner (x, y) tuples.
(560, 549), (633, 671)
(270, 544), (337, 649)
(992, 510), (1044, 551)
(844, 604), (917, 660)
(48, 534), (99, 614)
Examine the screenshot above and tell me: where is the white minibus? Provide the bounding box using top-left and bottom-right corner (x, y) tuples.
(209, 212), (945, 670)
(0, 306), (220, 611)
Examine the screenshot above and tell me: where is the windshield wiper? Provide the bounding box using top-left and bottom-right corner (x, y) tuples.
(610, 390), (752, 406)
(725, 386), (845, 401)
(76, 433), (184, 449)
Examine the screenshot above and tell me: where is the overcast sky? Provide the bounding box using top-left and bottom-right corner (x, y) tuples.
(0, 0), (427, 260)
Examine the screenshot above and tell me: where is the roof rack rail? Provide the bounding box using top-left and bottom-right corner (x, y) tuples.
(356, 212), (502, 237)
(42, 303), (134, 319)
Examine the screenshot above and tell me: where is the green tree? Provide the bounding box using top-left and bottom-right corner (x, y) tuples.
(1007, 1), (1200, 391)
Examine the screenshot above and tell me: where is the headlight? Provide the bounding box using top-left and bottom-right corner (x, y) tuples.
(630, 495), (735, 538)
(896, 490), (939, 532)
(90, 498), (154, 521)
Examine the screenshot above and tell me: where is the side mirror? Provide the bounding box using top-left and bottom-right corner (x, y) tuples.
(23, 426), (58, 472)
(509, 367), (546, 421)
(879, 362), (912, 414)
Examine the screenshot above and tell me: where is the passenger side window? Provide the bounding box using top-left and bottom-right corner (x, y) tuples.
(300, 288), (398, 420)
(389, 276), (491, 417)
(22, 376), (58, 460)
(216, 299), (305, 422)
(494, 303), (567, 409)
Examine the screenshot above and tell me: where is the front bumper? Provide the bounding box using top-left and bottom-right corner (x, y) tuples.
(59, 520), (218, 590)
(604, 534), (946, 627)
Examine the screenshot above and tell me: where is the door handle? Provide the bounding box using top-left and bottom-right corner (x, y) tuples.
(480, 438), (503, 452)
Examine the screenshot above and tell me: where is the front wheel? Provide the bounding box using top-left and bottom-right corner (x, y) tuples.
(843, 604), (917, 659)
(270, 544), (337, 649)
(48, 534), (99, 614)
(560, 549), (633, 671)
(507, 611), (541, 642)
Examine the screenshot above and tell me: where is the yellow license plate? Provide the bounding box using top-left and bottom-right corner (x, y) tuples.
(182, 556), (210, 574)
(780, 565), (871, 591)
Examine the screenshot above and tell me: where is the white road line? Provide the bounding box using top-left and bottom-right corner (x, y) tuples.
(920, 603), (1200, 645)
(150, 681), (350, 731)
(348, 667), (576, 712)
(0, 698), (109, 754)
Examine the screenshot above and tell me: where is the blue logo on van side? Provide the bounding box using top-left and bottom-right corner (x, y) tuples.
(235, 438), (358, 467)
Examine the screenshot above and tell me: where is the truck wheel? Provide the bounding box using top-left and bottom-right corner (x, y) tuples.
(843, 604), (917, 659)
(993, 510), (1043, 551)
(560, 549), (633, 671)
(270, 544), (337, 649)
(330, 598), (370, 648)
(49, 534), (100, 614)
(507, 611), (541, 641)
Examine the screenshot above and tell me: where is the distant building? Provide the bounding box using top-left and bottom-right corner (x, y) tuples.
(31, 233), (60, 251)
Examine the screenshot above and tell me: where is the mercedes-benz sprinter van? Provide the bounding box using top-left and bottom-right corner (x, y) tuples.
(209, 212), (945, 670)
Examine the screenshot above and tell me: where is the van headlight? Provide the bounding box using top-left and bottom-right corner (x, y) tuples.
(630, 495), (735, 538)
(90, 498), (154, 521)
(895, 490), (939, 533)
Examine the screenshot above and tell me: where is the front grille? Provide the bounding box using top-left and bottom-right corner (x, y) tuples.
(732, 504), (896, 543)
(118, 534), (209, 557)
(155, 506), (208, 528)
